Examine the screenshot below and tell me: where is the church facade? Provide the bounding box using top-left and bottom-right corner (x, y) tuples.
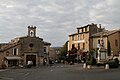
(0, 26), (51, 68)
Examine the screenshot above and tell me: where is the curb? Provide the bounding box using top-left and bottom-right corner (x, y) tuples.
(0, 69), (8, 72)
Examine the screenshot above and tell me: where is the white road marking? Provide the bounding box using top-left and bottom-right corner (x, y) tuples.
(52, 66), (55, 67)
(0, 77), (14, 80)
(51, 65), (64, 68)
(24, 73), (30, 76)
(61, 66), (63, 67)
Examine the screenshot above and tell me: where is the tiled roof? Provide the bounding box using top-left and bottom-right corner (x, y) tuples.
(91, 29), (120, 37)
(69, 33), (78, 36)
(44, 41), (51, 45)
(77, 23), (97, 29)
(0, 42), (20, 51)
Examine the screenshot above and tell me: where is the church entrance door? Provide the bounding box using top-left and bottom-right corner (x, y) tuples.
(26, 55), (36, 66)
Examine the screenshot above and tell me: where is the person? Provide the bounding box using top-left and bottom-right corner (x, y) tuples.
(43, 59), (47, 65)
(27, 60), (33, 68)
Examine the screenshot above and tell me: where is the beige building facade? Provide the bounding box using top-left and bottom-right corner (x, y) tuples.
(68, 23), (103, 52)
(91, 30), (120, 56)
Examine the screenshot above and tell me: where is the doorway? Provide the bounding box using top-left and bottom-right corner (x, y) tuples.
(26, 55), (36, 66)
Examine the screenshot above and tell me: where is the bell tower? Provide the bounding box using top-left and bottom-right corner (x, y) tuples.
(28, 25), (36, 37)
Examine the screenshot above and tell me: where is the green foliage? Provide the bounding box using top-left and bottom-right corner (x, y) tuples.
(96, 63), (105, 67)
(86, 57), (97, 65)
(107, 40), (111, 56)
(59, 41), (68, 60)
(89, 49), (95, 57)
(86, 61), (92, 65)
(89, 48), (98, 59)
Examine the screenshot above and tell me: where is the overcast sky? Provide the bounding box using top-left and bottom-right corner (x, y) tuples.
(0, 0), (120, 47)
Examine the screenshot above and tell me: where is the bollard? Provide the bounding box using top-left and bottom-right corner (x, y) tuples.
(83, 63), (86, 68)
(105, 64), (109, 70)
(87, 65), (91, 69)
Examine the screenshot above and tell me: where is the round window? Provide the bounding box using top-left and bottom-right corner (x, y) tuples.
(29, 43), (34, 48)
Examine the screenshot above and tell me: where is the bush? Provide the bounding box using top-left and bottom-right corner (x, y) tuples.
(86, 57), (97, 65)
(91, 57), (97, 65)
(86, 61), (92, 65)
(96, 63), (105, 67)
(106, 60), (119, 68)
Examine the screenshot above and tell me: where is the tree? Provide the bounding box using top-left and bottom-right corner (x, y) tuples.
(107, 40), (111, 56)
(59, 41), (68, 60)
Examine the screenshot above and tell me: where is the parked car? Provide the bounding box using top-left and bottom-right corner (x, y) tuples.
(113, 56), (120, 64)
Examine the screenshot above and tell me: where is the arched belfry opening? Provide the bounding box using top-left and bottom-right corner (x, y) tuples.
(28, 25), (36, 37)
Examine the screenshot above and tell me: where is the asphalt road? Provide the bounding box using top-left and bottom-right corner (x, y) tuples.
(0, 64), (120, 80)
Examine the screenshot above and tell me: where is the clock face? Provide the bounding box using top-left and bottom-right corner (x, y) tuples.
(30, 30), (34, 37)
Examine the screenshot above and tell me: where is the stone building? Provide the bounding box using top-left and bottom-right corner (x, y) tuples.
(90, 29), (120, 57)
(43, 41), (51, 65)
(49, 47), (61, 62)
(0, 26), (51, 68)
(68, 23), (103, 52)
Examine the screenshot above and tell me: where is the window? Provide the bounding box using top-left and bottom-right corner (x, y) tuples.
(115, 40), (118, 47)
(29, 43), (34, 48)
(72, 44), (75, 48)
(44, 47), (46, 53)
(85, 27), (87, 32)
(83, 34), (84, 39)
(82, 28), (83, 32)
(98, 40), (100, 44)
(78, 34), (80, 40)
(13, 48), (18, 55)
(83, 43), (85, 50)
(77, 29), (79, 33)
(78, 43), (80, 50)
(6, 51), (9, 56)
(72, 35), (74, 40)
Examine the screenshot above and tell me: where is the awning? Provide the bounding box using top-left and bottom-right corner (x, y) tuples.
(5, 57), (22, 60)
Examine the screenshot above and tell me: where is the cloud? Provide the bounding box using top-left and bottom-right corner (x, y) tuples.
(0, 0), (120, 46)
